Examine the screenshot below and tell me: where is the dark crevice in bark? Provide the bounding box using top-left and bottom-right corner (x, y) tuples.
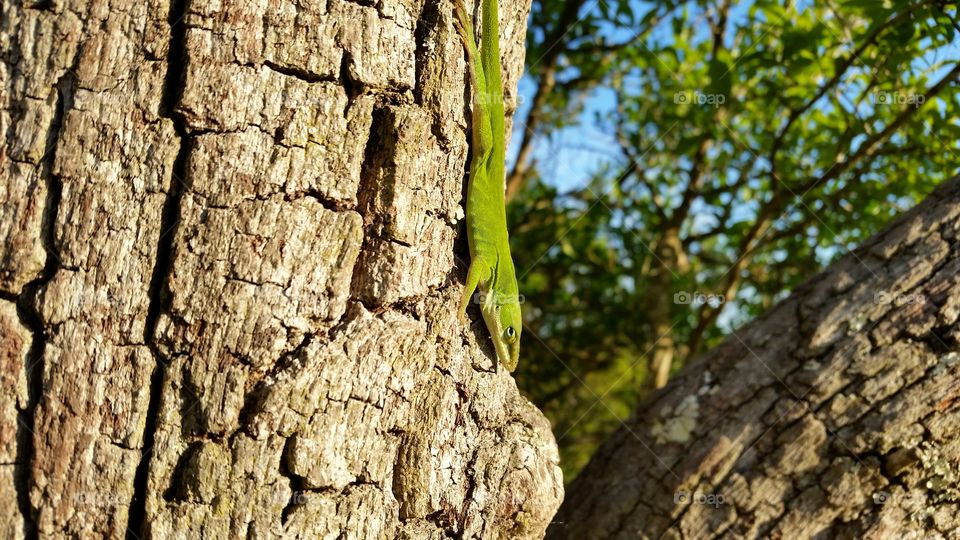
(921, 323), (959, 355)
(292, 189), (355, 212)
(453, 409), (483, 534)
(412, 0), (438, 107)
(339, 52), (361, 100)
(127, 0), (191, 537)
(347, 105), (390, 304)
(357, 104), (387, 219)
(339, 0), (377, 10)
(161, 441), (201, 502)
(13, 300), (44, 540)
(262, 59), (334, 84)
(234, 333), (315, 440)
(327, 302), (360, 343)
(13, 69), (71, 540)
(261, 333), (313, 385)
(24, 0), (54, 10)
(278, 437), (307, 524)
(160, 0), (191, 120)
(415, 0), (456, 154)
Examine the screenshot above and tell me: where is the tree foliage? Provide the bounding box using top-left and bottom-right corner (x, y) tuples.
(509, 0), (960, 479)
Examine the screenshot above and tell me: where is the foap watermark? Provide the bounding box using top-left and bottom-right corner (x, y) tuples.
(871, 490), (928, 506)
(473, 290), (525, 306)
(674, 490), (726, 508)
(674, 291), (725, 307)
(474, 91), (525, 107)
(874, 291), (926, 306)
(281, 490), (310, 507)
(874, 91), (925, 108)
(674, 90), (726, 108)
(72, 491), (129, 508)
(233, 489), (311, 508)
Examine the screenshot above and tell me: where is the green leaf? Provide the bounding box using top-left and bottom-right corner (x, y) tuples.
(707, 57), (732, 101)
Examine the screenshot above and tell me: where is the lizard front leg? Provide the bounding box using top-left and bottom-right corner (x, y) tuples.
(458, 257), (491, 323)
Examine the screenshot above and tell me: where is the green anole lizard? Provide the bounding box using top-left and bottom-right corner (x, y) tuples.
(453, 0), (522, 372)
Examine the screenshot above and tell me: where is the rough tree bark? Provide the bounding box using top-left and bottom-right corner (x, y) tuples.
(548, 177), (960, 539)
(0, 0), (563, 538)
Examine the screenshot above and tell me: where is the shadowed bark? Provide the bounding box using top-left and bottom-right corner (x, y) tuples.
(549, 177), (960, 539)
(1, 0), (563, 538)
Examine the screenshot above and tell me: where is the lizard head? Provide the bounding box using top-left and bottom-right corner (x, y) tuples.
(480, 291), (522, 372)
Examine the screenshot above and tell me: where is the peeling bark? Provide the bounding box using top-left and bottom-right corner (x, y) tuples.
(1, 0), (562, 538)
(549, 177), (960, 539)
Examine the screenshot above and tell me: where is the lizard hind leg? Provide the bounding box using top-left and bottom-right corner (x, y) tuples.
(452, 0), (494, 160)
(452, 0), (486, 94)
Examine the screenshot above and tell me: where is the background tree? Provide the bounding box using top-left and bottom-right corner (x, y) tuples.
(0, 0), (561, 538)
(548, 176), (960, 538)
(510, 0), (960, 479)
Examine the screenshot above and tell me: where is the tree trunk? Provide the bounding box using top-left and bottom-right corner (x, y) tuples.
(549, 177), (960, 539)
(1, 0), (563, 538)
(646, 227), (689, 390)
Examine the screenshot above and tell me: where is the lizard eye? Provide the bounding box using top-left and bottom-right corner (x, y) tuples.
(505, 326), (515, 339)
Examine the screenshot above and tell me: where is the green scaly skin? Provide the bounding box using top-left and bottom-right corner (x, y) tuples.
(453, 0), (522, 372)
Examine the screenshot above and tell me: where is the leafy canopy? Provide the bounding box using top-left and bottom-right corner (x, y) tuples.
(509, 0), (960, 480)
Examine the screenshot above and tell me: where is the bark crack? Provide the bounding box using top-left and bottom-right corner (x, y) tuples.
(126, 0), (191, 536)
(262, 59), (335, 84)
(13, 68), (72, 540)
